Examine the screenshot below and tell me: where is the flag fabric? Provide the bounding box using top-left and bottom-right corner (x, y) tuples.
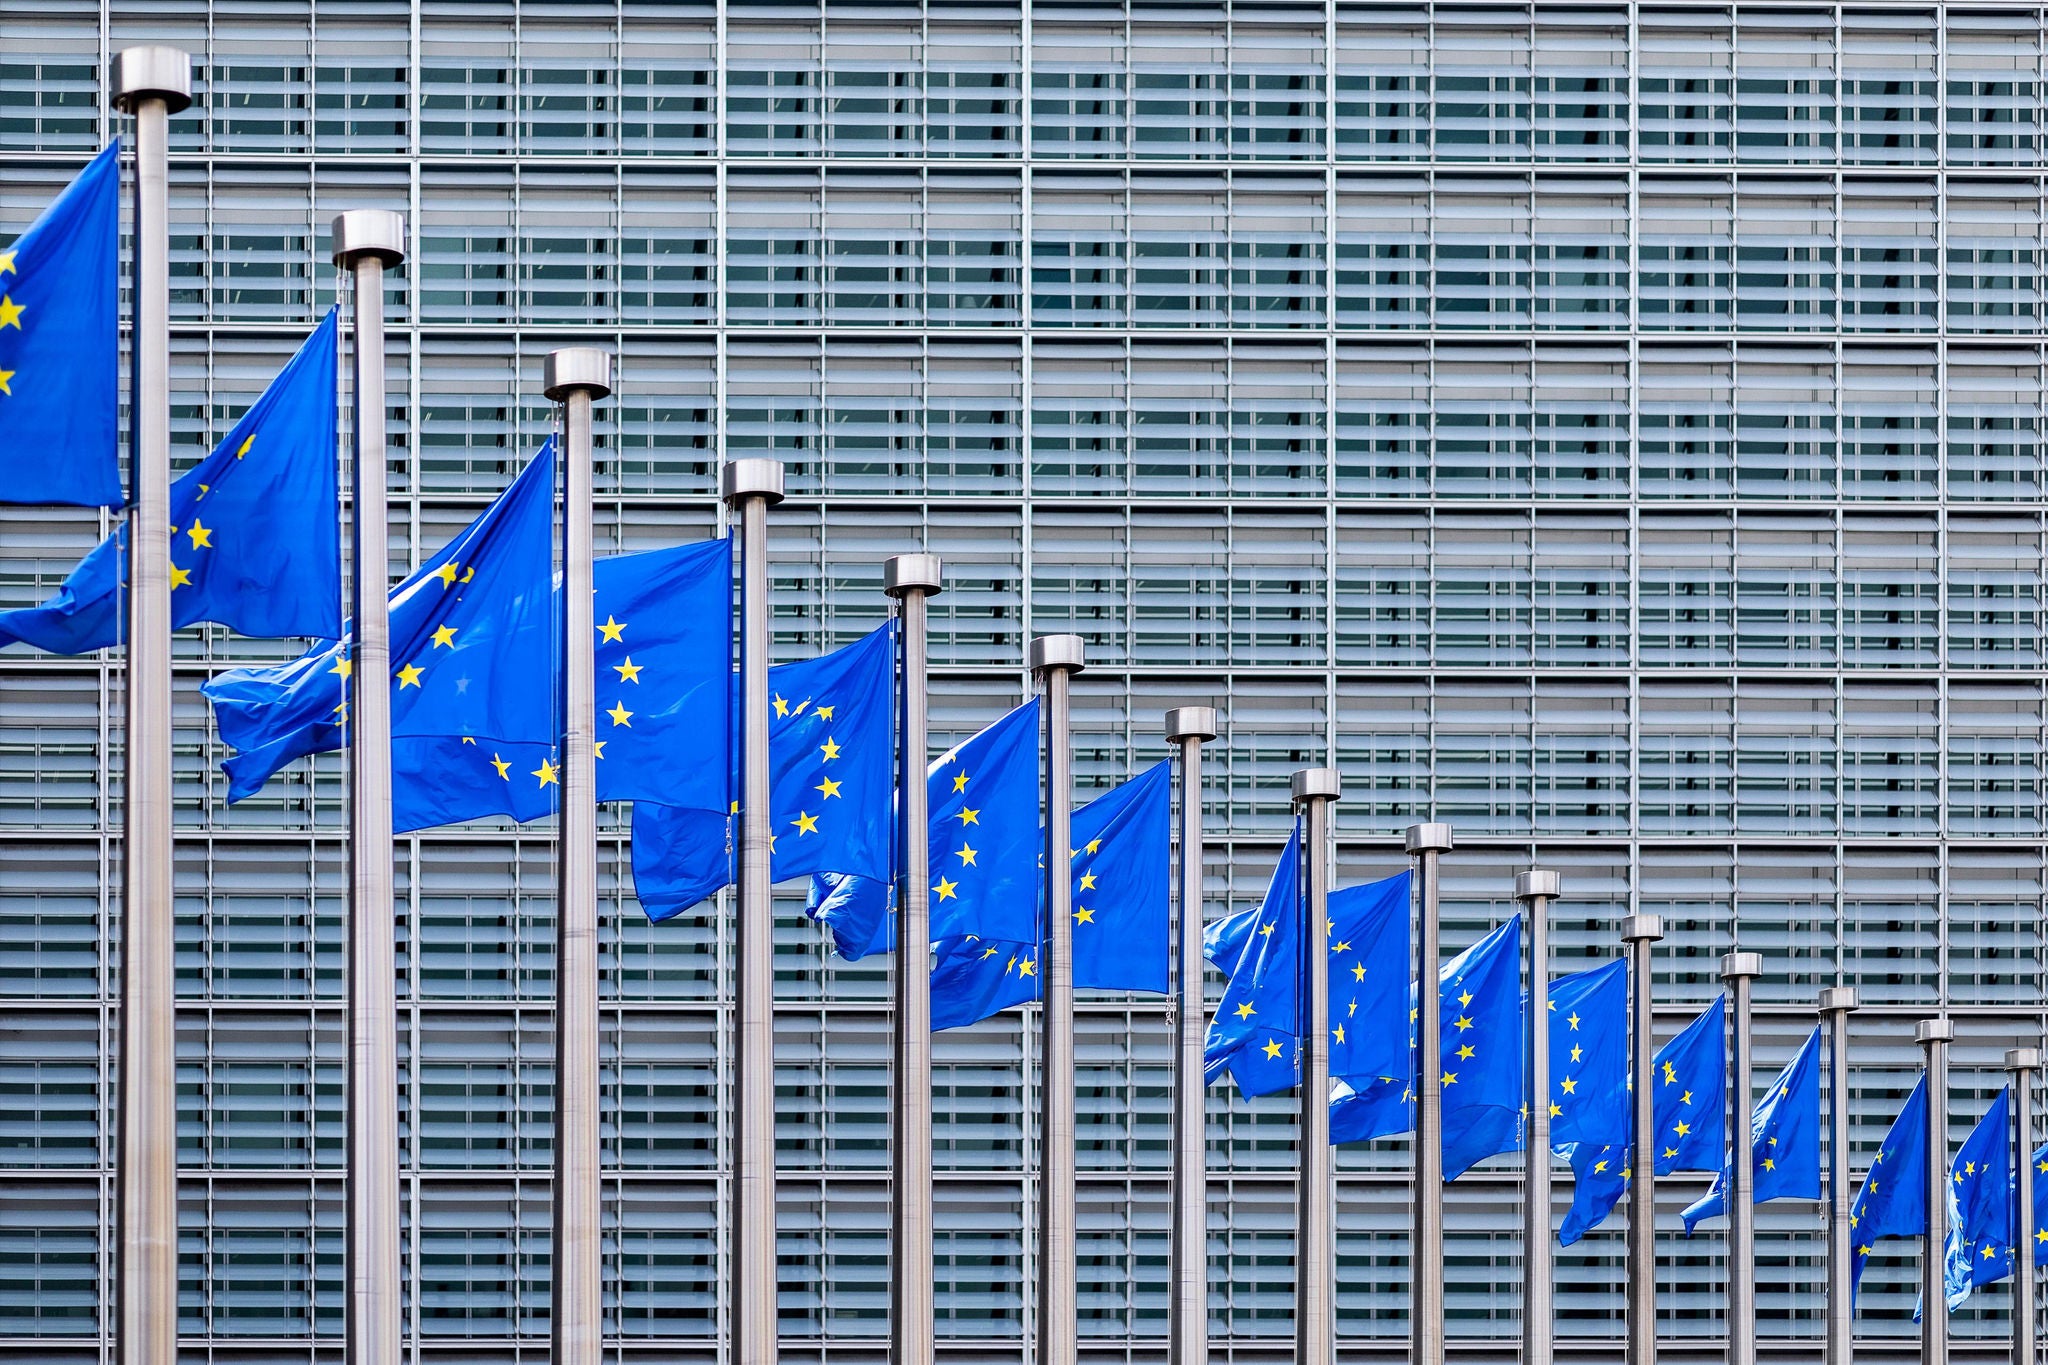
(1202, 826), (1301, 1098)
(928, 760), (1171, 1031)
(1683, 1025), (1824, 1233)
(1325, 916), (1526, 1181)
(590, 537), (732, 807)
(2031, 1139), (2048, 1265)
(1, 311), (342, 652)
(1546, 960), (1630, 1148)
(205, 439), (557, 832)
(629, 624), (898, 921)
(0, 141), (121, 507)
(1848, 1075), (1930, 1298)
(1945, 1088), (2015, 1309)
(1327, 870), (1413, 1089)
(1559, 995), (1729, 1246)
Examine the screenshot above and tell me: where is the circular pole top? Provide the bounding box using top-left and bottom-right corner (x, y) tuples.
(1164, 706), (1219, 744)
(544, 347), (613, 401)
(1914, 1017), (1956, 1046)
(1819, 985), (1860, 1014)
(1720, 951), (1765, 980)
(720, 458), (785, 508)
(1620, 913), (1665, 943)
(2008, 1047), (2042, 1072)
(883, 553), (944, 598)
(1514, 869), (1561, 902)
(330, 209), (406, 267)
(1404, 822), (1453, 854)
(1028, 633), (1085, 675)
(1290, 767), (1340, 803)
(111, 46), (193, 114)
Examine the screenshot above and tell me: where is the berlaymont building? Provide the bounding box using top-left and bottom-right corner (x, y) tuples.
(7, 2), (2048, 1362)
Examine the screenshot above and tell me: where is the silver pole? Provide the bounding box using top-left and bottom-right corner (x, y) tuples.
(1722, 952), (1764, 1365)
(1165, 706), (1219, 1365)
(1917, 1017), (1954, 1365)
(1516, 869), (1561, 1365)
(332, 207), (406, 1365)
(1031, 633), (1085, 1365)
(545, 348), (611, 1365)
(1293, 767), (1340, 1365)
(725, 457), (786, 1365)
(1622, 913), (1665, 1365)
(1406, 821), (1454, 1365)
(885, 553), (943, 1365)
(2010, 1048), (2040, 1365)
(1820, 986), (1860, 1365)
(110, 47), (189, 1365)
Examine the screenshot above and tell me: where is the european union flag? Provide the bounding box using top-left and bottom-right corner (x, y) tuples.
(206, 438), (556, 830)
(1945, 1088), (2014, 1309)
(591, 538), (732, 807)
(1546, 961), (1629, 1148)
(1683, 1026), (1823, 1233)
(2031, 1138), (2048, 1266)
(1559, 995), (1727, 1246)
(928, 760), (1171, 1031)
(629, 626), (900, 921)
(1327, 870), (1412, 1089)
(1326, 916), (1525, 1181)
(2, 312), (342, 652)
(0, 141), (120, 507)
(1849, 1075), (1930, 1296)
(1202, 826), (1301, 1098)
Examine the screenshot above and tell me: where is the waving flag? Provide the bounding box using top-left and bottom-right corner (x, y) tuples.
(1201, 826), (1301, 1098)
(1683, 1026), (1823, 1233)
(1944, 1088), (2015, 1310)
(590, 537), (731, 808)
(1546, 960), (1629, 1148)
(1848, 1076), (1930, 1297)
(0, 141), (120, 506)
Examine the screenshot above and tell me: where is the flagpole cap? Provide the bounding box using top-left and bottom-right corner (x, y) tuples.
(720, 458), (785, 508)
(1720, 951), (1764, 981)
(1914, 1018), (1955, 1046)
(330, 209), (407, 268)
(2007, 1048), (2042, 1072)
(1028, 634), (1085, 675)
(1514, 869), (1560, 902)
(1621, 913), (1664, 943)
(1819, 985), (1860, 1014)
(544, 347), (613, 401)
(1164, 706), (1218, 744)
(111, 46), (193, 114)
(883, 553), (944, 597)
(1290, 767), (1340, 803)
(1404, 822), (1453, 854)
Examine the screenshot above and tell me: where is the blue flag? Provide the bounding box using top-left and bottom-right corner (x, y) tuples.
(629, 625), (898, 921)
(0, 141), (120, 506)
(1327, 870), (1412, 1089)
(927, 761), (1172, 1031)
(1202, 826), (1301, 1098)
(1683, 1026), (1823, 1233)
(1945, 1088), (2014, 1309)
(2032, 1139), (2048, 1265)
(591, 538), (732, 807)
(1546, 961), (1630, 1148)
(1559, 995), (1728, 1246)
(205, 439), (556, 832)
(1849, 1075), (1930, 1297)
(2, 312), (342, 652)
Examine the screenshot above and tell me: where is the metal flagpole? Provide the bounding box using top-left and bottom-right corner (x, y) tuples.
(1293, 767), (1340, 1365)
(725, 457), (786, 1365)
(331, 207), (407, 1365)
(1516, 869), (1561, 1365)
(1722, 952), (1764, 1365)
(885, 553), (943, 1365)
(1622, 913), (1665, 1365)
(1164, 706), (1218, 1365)
(545, 348), (611, 1365)
(1031, 633), (1085, 1365)
(2011, 1048), (2040, 1365)
(1820, 986), (1860, 1365)
(1406, 821), (1453, 1365)
(1917, 1017), (1954, 1365)
(109, 47), (190, 1365)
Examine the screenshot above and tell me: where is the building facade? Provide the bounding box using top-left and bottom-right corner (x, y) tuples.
(3, 1), (2047, 1360)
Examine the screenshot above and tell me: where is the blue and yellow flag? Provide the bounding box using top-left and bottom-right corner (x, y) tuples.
(1848, 1075), (1931, 1296)
(1945, 1087), (2014, 1309)
(1326, 869), (1412, 1090)
(1683, 1025), (1822, 1233)
(591, 538), (731, 807)
(1546, 960), (1629, 1149)
(928, 760), (1171, 1031)
(205, 439), (555, 831)
(1201, 826), (1302, 1098)
(629, 625), (897, 920)
(2030, 1138), (2048, 1267)
(1, 142), (120, 506)
(1, 312), (342, 652)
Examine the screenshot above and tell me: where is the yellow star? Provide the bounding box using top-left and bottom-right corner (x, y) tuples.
(1663, 1061), (1678, 1084)
(607, 701), (633, 727)
(1017, 957), (1036, 977)
(815, 776), (843, 800)
(433, 562), (460, 587)
(1984, 1245), (1998, 1260)
(1235, 1003), (1255, 1020)
(1333, 940), (1351, 954)
(933, 877), (959, 901)
(980, 945), (999, 960)
(1663, 1147), (1677, 1160)
(170, 564), (192, 589)
(0, 249), (14, 275)
(1560, 1077), (1578, 1094)
(235, 434), (254, 459)
(613, 656), (642, 684)
(1457, 990), (1473, 1008)
(773, 693), (789, 718)
(397, 663), (424, 688)
(0, 367), (12, 396)
(815, 704), (834, 721)
(431, 624), (457, 648)
(594, 740), (607, 759)
(956, 843), (977, 866)
(1074, 907), (1094, 924)
(820, 736), (841, 761)
(1351, 962), (1366, 982)
(957, 806), (980, 826)
(1333, 1025), (1347, 1044)
(1567, 1012), (1581, 1030)
(1456, 1043), (1474, 1060)
(533, 759), (558, 787)
(460, 736), (475, 746)
(1453, 1014), (1473, 1031)
(1086, 839), (1100, 854)
(0, 295), (23, 329)
(1259, 922), (1275, 937)
(1674, 1121), (1691, 1137)
(1762, 1158), (1775, 1171)
(329, 656), (352, 679)
(1570, 1044), (1583, 1062)
(793, 811), (819, 835)
(491, 754), (511, 780)
(329, 703), (348, 725)
(1441, 1071), (1458, 1086)
(1079, 872), (1097, 890)
(599, 615), (625, 643)
(1262, 1039), (1283, 1060)
(1594, 1160), (1610, 1175)
(186, 519), (212, 549)
(1549, 1102), (1563, 1117)
(2037, 1228), (2048, 1244)
(953, 772), (969, 792)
